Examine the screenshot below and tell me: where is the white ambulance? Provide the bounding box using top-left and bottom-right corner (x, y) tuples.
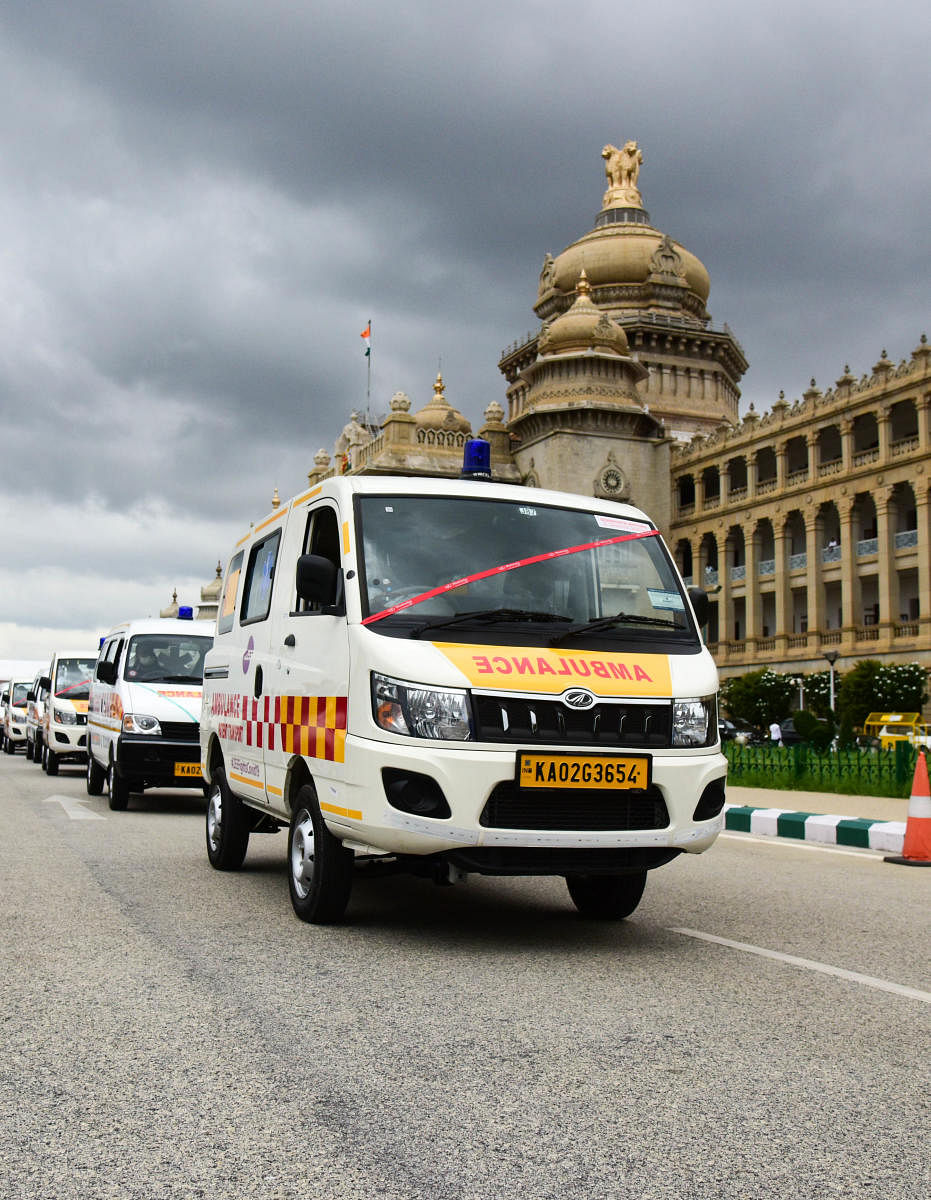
(201, 474), (727, 924)
(88, 616), (213, 809)
(38, 651), (97, 774)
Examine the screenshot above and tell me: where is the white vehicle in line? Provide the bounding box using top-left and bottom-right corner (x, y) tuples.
(25, 670), (49, 762)
(87, 616), (213, 809)
(200, 472), (726, 925)
(2, 677), (33, 753)
(38, 652), (97, 774)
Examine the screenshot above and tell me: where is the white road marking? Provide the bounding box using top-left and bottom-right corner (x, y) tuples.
(719, 831), (881, 859)
(670, 927), (931, 1005)
(43, 795), (105, 821)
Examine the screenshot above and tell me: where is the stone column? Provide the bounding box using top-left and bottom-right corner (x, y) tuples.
(804, 508), (824, 646)
(917, 485), (931, 636)
(745, 519), (760, 644)
(806, 430), (819, 480)
(874, 485), (897, 639)
(718, 530), (731, 653)
(775, 441), (787, 490)
(838, 496), (858, 650)
(773, 520), (789, 652)
(840, 417), (854, 472)
(877, 406), (891, 464)
(747, 451), (757, 500)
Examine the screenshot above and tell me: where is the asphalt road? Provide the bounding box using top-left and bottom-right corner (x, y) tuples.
(1, 753), (928, 1200)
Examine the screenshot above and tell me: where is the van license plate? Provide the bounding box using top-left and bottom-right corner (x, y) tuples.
(518, 753), (650, 790)
(175, 762), (202, 778)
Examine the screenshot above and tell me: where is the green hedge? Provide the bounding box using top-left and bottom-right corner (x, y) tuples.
(724, 740), (918, 798)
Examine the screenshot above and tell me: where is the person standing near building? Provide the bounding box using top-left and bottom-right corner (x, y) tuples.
(769, 719), (782, 746)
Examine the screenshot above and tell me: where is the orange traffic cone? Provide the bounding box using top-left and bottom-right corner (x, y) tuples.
(885, 747), (931, 866)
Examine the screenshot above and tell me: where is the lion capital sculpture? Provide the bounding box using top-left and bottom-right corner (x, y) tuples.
(602, 141), (643, 195)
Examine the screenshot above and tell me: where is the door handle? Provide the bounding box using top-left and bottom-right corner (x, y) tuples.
(283, 634), (295, 647)
(254, 665), (263, 699)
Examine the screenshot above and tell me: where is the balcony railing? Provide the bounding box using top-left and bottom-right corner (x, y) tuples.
(757, 479), (777, 495)
(821, 630), (842, 645)
(788, 552), (807, 570)
(895, 529), (918, 549)
(853, 448), (879, 467)
(818, 458), (843, 477)
(727, 486), (747, 502)
(895, 622), (919, 638)
(730, 565), (746, 581)
(891, 436), (919, 457)
(704, 567), (719, 586)
(857, 538), (878, 556)
(758, 558), (775, 576)
(786, 469), (809, 485)
(855, 626), (880, 641)
(821, 545), (841, 564)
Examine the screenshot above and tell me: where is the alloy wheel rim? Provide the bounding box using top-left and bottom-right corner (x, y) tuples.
(207, 787), (223, 852)
(290, 811), (316, 899)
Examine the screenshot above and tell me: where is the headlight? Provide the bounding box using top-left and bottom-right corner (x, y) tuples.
(672, 696), (716, 747)
(122, 713), (162, 735)
(372, 672), (472, 741)
(53, 707), (78, 725)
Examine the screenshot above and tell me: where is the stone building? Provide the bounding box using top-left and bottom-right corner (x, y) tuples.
(669, 338), (931, 677)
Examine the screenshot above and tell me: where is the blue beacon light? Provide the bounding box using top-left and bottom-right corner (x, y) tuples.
(461, 437), (491, 481)
(178, 605), (194, 620)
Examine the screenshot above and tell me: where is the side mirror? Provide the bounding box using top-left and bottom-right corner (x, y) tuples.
(96, 661), (117, 685)
(39, 675), (51, 692)
(295, 554), (343, 612)
(687, 586), (710, 628)
(27, 689), (36, 702)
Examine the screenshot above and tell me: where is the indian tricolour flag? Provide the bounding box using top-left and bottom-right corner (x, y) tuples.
(360, 321), (371, 357)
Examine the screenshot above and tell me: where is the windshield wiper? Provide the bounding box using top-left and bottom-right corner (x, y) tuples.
(551, 611), (678, 645)
(411, 608), (573, 638)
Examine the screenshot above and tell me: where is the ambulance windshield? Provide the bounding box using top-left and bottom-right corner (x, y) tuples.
(123, 635), (214, 683)
(53, 658), (97, 700)
(357, 495), (697, 648)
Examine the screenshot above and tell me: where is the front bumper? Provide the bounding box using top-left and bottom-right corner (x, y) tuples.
(48, 725), (88, 760)
(318, 737), (727, 861)
(117, 735), (203, 788)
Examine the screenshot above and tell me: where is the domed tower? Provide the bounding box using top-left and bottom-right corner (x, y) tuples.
(510, 269), (672, 528)
(500, 141), (747, 443)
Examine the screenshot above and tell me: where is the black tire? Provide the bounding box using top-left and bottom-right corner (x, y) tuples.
(287, 784), (353, 924)
(45, 748), (59, 776)
(565, 871), (647, 919)
(205, 765), (250, 870)
(107, 759), (130, 811)
(86, 751), (105, 796)
(26, 738), (34, 761)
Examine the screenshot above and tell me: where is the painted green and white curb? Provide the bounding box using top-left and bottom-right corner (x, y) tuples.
(724, 804), (905, 853)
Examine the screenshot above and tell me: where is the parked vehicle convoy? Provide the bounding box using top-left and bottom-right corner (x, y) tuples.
(24, 670), (49, 762)
(87, 616), (213, 809)
(201, 474), (726, 924)
(37, 652), (97, 774)
(2, 677), (33, 753)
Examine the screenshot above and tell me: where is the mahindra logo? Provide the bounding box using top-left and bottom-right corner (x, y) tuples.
(562, 688), (596, 710)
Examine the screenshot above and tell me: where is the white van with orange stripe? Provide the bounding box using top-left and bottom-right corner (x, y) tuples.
(88, 617), (213, 809)
(202, 473), (727, 925)
(38, 650), (97, 775)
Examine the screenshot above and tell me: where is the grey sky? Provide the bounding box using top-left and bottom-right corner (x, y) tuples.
(1, 0), (928, 657)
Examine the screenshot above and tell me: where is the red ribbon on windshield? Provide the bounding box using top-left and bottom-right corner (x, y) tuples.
(362, 528), (660, 625)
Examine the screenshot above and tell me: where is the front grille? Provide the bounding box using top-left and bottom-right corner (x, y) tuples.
(473, 695), (672, 748)
(160, 721), (200, 742)
(480, 782), (669, 831)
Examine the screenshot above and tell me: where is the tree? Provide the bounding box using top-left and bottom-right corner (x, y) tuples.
(801, 669), (844, 718)
(837, 660), (929, 732)
(721, 668), (797, 729)
(875, 663), (928, 712)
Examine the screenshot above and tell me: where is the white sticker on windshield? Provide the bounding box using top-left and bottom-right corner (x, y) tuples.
(595, 516), (650, 533)
(648, 589), (685, 611)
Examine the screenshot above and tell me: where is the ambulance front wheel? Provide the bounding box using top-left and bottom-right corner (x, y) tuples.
(107, 758), (130, 811)
(205, 765), (250, 870)
(288, 785), (354, 924)
(565, 870), (647, 919)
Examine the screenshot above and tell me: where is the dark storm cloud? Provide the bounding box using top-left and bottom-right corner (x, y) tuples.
(0, 0), (928, 651)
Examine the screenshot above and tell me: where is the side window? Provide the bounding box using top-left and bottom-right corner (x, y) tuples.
(241, 532), (281, 625)
(298, 507), (341, 614)
(218, 551), (244, 635)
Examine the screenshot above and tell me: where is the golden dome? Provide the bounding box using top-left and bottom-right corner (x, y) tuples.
(548, 222), (710, 304)
(538, 271), (631, 357)
(413, 373), (472, 434)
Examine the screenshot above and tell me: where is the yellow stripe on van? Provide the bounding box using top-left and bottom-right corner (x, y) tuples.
(342, 521), (351, 555)
(292, 486), (322, 508)
(231, 771), (264, 790)
(320, 801), (362, 821)
(253, 506), (288, 535)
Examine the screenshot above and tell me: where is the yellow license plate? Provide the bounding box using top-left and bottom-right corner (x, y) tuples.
(175, 762), (202, 778)
(518, 753), (650, 790)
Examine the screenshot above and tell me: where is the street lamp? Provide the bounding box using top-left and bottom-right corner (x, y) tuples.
(823, 650), (839, 714)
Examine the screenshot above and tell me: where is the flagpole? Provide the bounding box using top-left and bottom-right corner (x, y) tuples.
(366, 317), (371, 428)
